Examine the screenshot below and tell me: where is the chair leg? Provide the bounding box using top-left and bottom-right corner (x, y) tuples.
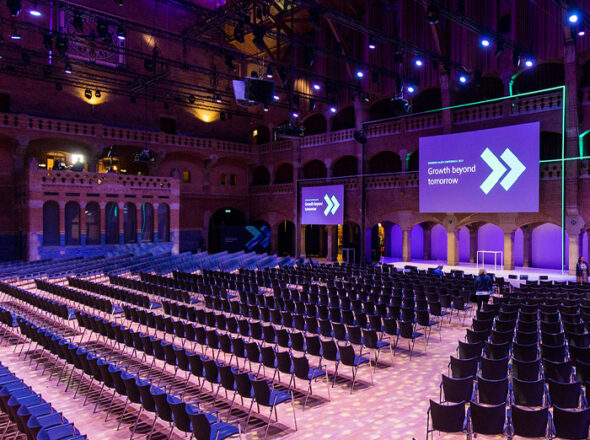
(350, 367), (357, 394)
(263, 405), (273, 440)
(291, 390), (298, 431)
(116, 395), (129, 431)
(146, 412), (159, 440)
(129, 405), (143, 440)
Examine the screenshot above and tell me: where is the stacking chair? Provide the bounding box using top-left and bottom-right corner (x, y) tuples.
(338, 344), (372, 393)
(425, 400), (466, 440)
(469, 401), (506, 436)
(476, 376), (508, 405)
(291, 355), (330, 408)
(457, 340), (482, 360)
(552, 405), (590, 440)
(548, 379), (584, 409)
(397, 321), (423, 359)
(440, 375), (473, 403)
(449, 356), (478, 379)
(510, 405), (550, 438)
(248, 379), (296, 440)
(512, 377), (547, 407)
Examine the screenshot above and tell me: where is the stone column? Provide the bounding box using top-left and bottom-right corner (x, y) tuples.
(566, 215), (584, 276)
(154, 203), (160, 244)
(503, 231), (515, 271)
(402, 228), (412, 262)
(118, 202), (125, 245)
(136, 202), (143, 244)
(447, 230), (460, 266)
(423, 225), (432, 260)
(383, 225), (392, 257)
(298, 225), (306, 257)
(100, 202), (106, 245)
(59, 200), (66, 247)
(468, 225), (479, 264)
(522, 225), (533, 268)
(399, 149), (408, 172)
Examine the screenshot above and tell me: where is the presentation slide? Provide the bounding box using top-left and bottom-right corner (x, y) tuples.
(301, 185), (344, 225)
(419, 122), (540, 213)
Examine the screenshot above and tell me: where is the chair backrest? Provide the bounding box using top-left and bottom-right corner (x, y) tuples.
(292, 355), (311, 381)
(441, 374), (473, 403)
(218, 365), (235, 391)
(470, 401), (505, 435)
(203, 359), (220, 384)
(477, 376), (508, 405)
(479, 356), (509, 380)
(543, 359), (573, 383)
(305, 335), (321, 357)
(552, 405), (590, 440)
(511, 357), (540, 381)
(512, 378), (544, 407)
(338, 344), (358, 367)
(399, 321), (415, 339)
(276, 350), (292, 375)
(233, 371), (252, 399)
(261, 346), (276, 368)
(449, 356), (478, 379)
(548, 378), (581, 409)
(382, 318), (397, 337)
(320, 339), (338, 362)
(122, 372), (141, 404)
(151, 388), (172, 422)
(429, 400), (465, 433)
(251, 379), (271, 406)
(512, 342), (539, 362)
(510, 405), (548, 438)
(168, 396), (191, 433)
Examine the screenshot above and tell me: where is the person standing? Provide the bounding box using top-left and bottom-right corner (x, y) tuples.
(474, 268), (493, 311)
(433, 265), (443, 279)
(577, 256), (589, 283)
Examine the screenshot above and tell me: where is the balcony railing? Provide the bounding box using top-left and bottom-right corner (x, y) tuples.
(0, 112), (251, 154)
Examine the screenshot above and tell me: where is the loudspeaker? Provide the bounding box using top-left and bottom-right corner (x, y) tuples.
(244, 77), (275, 106)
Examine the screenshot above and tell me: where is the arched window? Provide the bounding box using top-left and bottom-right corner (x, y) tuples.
(158, 204), (170, 242)
(65, 201), (81, 246)
(42, 201), (59, 246)
(252, 166), (270, 185)
(141, 203), (154, 242)
(124, 203), (137, 243)
(85, 202), (100, 245)
(275, 163), (294, 183)
(105, 202), (119, 244)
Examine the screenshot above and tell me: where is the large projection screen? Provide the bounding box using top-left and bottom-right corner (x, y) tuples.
(301, 185), (344, 225)
(419, 122), (540, 213)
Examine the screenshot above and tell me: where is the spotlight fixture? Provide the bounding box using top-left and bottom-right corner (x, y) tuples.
(10, 29), (21, 40)
(524, 56), (534, 68)
(480, 37), (491, 48)
(234, 22), (245, 43)
(116, 26), (126, 41)
(95, 89), (101, 98)
(579, 25), (586, 36)
(330, 106), (337, 113)
(273, 95), (279, 101)
(263, 106), (269, 112)
(312, 83), (321, 91)
(415, 59), (423, 67)
(84, 89), (92, 99)
(266, 66), (272, 78)
(568, 10), (580, 24)
(55, 34), (68, 58)
(64, 61), (72, 74)
(368, 36), (376, 50)
(292, 112), (299, 118)
(7, 0), (22, 16)
(188, 95), (196, 104)
(356, 70), (364, 79)
(224, 54), (236, 72)
(406, 85), (416, 94)
(29, 0), (41, 16)
(215, 94), (222, 103)
(426, 6), (440, 24)
(252, 25), (266, 50)
(72, 15), (84, 33)
(458, 73), (468, 84)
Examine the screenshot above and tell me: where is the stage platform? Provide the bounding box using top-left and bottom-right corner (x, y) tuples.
(380, 257), (576, 284)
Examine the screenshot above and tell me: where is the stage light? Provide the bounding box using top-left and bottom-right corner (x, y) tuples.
(224, 54), (236, 72)
(252, 25), (266, 50)
(29, 1), (41, 16)
(266, 66), (272, 78)
(578, 23), (586, 36)
(458, 74), (468, 84)
(7, 0), (21, 16)
(10, 29), (21, 40)
(406, 85), (416, 94)
(330, 106), (337, 113)
(84, 89), (92, 99)
(95, 89), (101, 98)
(56, 34), (68, 57)
(368, 36), (376, 50)
(312, 83), (321, 91)
(215, 94), (222, 103)
(263, 106), (269, 112)
(426, 6), (440, 24)
(356, 70), (364, 78)
(188, 95), (196, 104)
(292, 112), (299, 118)
(116, 26), (126, 41)
(524, 56), (534, 68)
(568, 11), (579, 24)
(480, 37), (491, 48)
(415, 59), (423, 67)
(273, 95), (279, 101)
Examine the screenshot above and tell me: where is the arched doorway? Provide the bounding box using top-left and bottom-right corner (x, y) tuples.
(208, 208), (247, 253)
(277, 220), (295, 256)
(305, 225), (327, 257)
(340, 222), (360, 263)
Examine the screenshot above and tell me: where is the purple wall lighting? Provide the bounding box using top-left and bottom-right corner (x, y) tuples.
(411, 224), (424, 259)
(532, 223), (568, 270)
(431, 224), (447, 261)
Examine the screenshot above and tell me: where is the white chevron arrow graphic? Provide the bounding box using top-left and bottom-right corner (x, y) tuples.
(480, 148), (507, 195)
(324, 194), (333, 216)
(330, 195), (340, 214)
(500, 148), (526, 191)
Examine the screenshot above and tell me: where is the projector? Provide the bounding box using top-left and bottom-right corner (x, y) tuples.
(274, 123), (305, 140)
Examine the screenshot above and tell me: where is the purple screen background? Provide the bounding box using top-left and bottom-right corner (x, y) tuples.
(301, 185), (344, 225)
(419, 122), (540, 213)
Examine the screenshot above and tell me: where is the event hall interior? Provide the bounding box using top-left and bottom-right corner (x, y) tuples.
(0, 0), (589, 439)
